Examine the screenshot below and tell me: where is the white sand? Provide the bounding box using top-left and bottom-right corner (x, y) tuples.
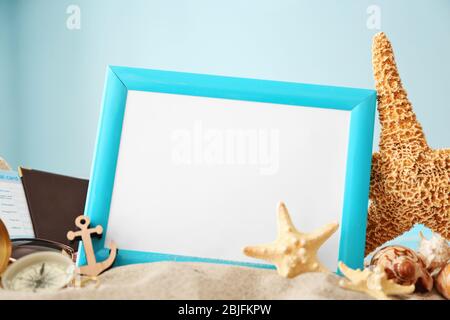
(0, 262), (443, 300)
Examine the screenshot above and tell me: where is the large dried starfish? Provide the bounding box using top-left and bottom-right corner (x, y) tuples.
(243, 202), (338, 278)
(365, 32), (450, 255)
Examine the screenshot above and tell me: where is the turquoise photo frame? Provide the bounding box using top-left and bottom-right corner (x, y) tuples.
(77, 66), (376, 272)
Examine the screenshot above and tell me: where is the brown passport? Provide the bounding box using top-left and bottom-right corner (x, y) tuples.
(19, 167), (89, 250)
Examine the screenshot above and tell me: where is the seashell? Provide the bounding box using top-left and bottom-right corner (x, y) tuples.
(418, 232), (450, 274)
(370, 245), (433, 292)
(0, 156), (11, 171)
(435, 263), (450, 300)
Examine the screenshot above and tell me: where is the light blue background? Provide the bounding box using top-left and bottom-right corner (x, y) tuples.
(1, 0), (449, 248)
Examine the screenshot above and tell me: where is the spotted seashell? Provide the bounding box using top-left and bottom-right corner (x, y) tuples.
(370, 245), (433, 292)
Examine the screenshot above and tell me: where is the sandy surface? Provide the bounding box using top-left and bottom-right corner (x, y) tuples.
(0, 262), (443, 300)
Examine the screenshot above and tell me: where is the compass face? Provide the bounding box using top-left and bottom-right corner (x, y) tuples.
(2, 252), (75, 292)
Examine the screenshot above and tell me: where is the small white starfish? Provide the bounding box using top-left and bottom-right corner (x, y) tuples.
(338, 262), (415, 300)
(243, 202), (339, 278)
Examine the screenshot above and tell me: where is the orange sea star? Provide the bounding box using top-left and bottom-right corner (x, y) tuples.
(365, 32), (450, 255)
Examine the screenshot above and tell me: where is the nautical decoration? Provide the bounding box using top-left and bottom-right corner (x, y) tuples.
(366, 32), (450, 254)
(338, 262), (415, 300)
(243, 202), (339, 278)
(1, 252), (75, 292)
(67, 215), (117, 277)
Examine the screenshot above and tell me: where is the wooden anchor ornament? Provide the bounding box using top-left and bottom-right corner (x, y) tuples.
(67, 215), (117, 277)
